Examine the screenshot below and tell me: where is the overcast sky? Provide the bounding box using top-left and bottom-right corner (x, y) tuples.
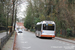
(17, 0), (28, 19)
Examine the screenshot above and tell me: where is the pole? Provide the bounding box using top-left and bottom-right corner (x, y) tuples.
(14, 1), (17, 31)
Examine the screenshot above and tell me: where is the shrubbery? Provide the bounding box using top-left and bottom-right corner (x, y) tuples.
(66, 28), (72, 37)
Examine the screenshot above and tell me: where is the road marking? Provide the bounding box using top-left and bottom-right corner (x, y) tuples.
(56, 40), (66, 44)
(64, 46), (75, 49)
(56, 40), (75, 46)
(55, 38), (75, 45)
(67, 44), (70, 45)
(21, 41), (28, 43)
(22, 46), (31, 49)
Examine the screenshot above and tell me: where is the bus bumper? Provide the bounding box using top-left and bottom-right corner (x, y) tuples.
(41, 35), (55, 38)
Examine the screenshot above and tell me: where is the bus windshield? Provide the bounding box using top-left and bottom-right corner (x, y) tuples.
(43, 24), (54, 30)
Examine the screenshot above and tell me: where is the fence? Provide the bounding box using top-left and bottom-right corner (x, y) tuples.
(56, 30), (75, 37)
(0, 27), (6, 31)
(0, 31), (14, 50)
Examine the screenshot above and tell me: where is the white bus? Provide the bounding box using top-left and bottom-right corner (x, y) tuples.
(35, 21), (56, 38)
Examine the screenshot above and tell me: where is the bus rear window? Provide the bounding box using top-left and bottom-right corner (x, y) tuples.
(43, 24), (54, 30)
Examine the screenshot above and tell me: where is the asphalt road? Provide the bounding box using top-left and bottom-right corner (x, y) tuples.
(15, 31), (75, 50)
(0, 32), (6, 38)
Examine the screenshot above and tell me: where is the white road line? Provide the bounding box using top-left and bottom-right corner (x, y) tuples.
(22, 46), (31, 49)
(67, 44), (70, 45)
(64, 46), (75, 49)
(21, 41), (28, 43)
(56, 40), (65, 44)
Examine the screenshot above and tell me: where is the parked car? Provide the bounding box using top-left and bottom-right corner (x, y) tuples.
(18, 29), (22, 33)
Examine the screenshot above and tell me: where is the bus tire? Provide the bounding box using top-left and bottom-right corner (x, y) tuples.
(35, 34), (38, 37)
(38, 35), (41, 38)
(49, 38), (52, 39)
(36, 36), (38, 37)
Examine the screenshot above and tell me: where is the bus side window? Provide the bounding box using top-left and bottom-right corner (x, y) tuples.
(37, 25), (41, 31)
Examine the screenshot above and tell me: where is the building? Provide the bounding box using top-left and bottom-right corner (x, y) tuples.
(16, 22), (25, 31)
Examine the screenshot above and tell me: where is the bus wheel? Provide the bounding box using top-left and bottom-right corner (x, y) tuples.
(36, 36), (38, 37)
(35, 34), (38, 37)
(38, 35), (41, 38)
(36, 35), (38, 37)
(49, 38), (52, 39)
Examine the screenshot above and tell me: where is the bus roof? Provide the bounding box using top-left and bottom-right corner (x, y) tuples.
(36, 21), (55, 25)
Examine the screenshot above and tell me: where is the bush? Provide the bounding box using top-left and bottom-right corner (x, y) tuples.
(66, 28), (72, 37)
(57, 34), (62, 37)
(30, 29), (35, 32)
(56, 32), (62, 37)
(30, 27), (35, 32)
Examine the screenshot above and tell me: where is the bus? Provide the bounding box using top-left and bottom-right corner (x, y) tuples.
(35, 21), (56, 38)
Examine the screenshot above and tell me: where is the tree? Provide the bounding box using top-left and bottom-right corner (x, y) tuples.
(24, 0), (75, 35)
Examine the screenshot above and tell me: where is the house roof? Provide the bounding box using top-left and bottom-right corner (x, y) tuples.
(16, 22), (25, 29)
(17, 22), (23, 26)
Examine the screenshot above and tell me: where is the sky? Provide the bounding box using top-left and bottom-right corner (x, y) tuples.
(17, 0), (28, 19)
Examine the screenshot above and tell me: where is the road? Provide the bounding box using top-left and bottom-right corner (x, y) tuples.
(0, 32), (6, 38)
(14, 31), (75, 50)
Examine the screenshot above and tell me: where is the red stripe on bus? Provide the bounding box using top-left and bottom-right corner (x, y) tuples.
(41, 35), (55, 38)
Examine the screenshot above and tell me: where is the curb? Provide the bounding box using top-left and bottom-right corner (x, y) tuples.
(13, 32), (17, 50)
(55, 37), (75, 44)
(11, 31), (17, 50)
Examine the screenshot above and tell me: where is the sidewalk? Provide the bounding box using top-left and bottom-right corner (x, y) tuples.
(2, 32), (16, 50)
(55, 37), (75, 44)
